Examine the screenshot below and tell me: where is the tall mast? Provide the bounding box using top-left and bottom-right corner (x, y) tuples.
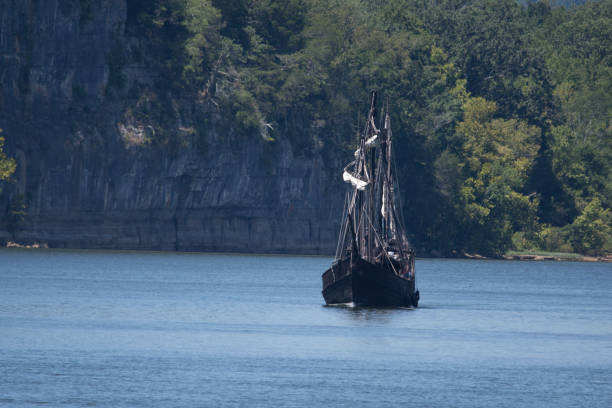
(336, 90), (413, 264)
(368, 91), (377, 261)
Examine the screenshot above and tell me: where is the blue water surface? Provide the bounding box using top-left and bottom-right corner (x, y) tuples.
(1, 249), (611, 407)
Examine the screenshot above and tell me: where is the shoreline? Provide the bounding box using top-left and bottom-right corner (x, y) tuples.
(502, 252), (612, 263)
(471, 250), (612, 263)
(2, 241), (611, 263)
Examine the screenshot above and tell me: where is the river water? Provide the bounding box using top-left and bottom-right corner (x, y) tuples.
(0, 249), (611, 407)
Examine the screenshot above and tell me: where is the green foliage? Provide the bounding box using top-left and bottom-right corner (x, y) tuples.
(182, 0), (223, 83)
(445, 96), (541, 255)
(222, 87), (262, 135)
(537, 226), (574, 253)
(528, 0), (612, 253)
(569, 198), (612, 255)
(211, 0), (250, 47)
(119, 0), (611, 255)
(126, 0), (197, 89)
(550, 124), (612, 208)
(505, 249), (583, 260)
(416, 0), (557, 127)
(0, 130), (16, 182)
(250, 0), (307, 53)
(539, 1), (612, 213)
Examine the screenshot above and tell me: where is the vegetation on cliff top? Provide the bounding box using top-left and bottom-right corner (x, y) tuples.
(122, 0), (610, 256)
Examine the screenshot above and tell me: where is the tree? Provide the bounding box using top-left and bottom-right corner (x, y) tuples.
(182, 0), (224, 83)
(0, 129), (16, 182)
(251, 0), (307, 53)
(1, 129), (20, 241)
(211, 0), (250, 47)
(532, 0), (612, 236)
(569, 198), (612, 256)
(449, 96), (541, 255)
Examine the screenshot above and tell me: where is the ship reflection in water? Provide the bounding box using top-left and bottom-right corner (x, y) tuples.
(1, 249), (611, 407)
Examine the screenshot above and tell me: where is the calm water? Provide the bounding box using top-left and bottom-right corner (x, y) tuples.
(1, 249), (611, 407)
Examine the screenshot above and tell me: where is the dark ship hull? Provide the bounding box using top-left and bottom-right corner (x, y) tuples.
(322, 257), (419, 307)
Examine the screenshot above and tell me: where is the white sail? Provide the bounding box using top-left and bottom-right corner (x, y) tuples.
(365, 134), (379, 147)
(353, 134), (379, 158)
(343, 171), (369, 190)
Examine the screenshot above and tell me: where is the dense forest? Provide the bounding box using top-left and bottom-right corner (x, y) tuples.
(1, 0), (610, 256)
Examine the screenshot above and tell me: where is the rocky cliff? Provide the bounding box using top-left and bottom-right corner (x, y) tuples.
(0, 0), (344, 254)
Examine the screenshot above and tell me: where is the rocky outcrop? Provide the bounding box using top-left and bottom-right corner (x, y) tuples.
(0, 0), (344, 254)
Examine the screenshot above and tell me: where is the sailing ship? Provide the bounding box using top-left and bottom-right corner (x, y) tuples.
(322, 91), (419, 307)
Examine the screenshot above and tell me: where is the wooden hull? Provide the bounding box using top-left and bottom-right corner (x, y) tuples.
(322, 257), (419, 307)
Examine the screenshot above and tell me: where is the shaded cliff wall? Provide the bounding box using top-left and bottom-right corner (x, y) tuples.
(0, 0), (344, 254)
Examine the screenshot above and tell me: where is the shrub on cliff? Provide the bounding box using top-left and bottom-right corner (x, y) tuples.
(0, 130), (16, 182)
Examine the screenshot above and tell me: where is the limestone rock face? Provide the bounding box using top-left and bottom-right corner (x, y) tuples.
(0, 0), (343, 254)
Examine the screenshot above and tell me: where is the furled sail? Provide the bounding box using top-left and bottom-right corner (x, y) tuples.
(343, 171), (369, 190)
(353, 134), (380, 158)
(365, 134), (379, 147)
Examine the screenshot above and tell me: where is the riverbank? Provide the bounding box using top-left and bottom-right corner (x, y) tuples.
(3, 241), (611, 263)
(503, 250), (612, 263)
(4, 241), (48, 249)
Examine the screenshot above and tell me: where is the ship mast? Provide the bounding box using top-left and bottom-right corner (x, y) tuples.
(336, 90), (413, 276)
(323, 91), (419, 308)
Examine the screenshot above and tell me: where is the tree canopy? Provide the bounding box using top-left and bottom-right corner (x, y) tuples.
(124, 0), (611, 256)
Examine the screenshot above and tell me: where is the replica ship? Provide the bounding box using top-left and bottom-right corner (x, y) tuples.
(322, 91), (419, 307)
